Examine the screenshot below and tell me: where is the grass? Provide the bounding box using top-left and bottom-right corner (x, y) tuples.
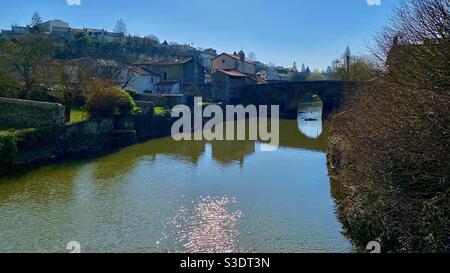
(68, 108), (89, 124)
(154, 107), (169, 117)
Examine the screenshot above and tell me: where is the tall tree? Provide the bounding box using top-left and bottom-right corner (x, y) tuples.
(301, 63), (306, 72)
(51, 59), (94, 121)
(114, 19), (127, 34)
(292, 61), (298, 72)
(30, 11), (44, 33)
(343, 46), (352, 80)
(30, 12), (43, 27)
(1, 35), (51, 99)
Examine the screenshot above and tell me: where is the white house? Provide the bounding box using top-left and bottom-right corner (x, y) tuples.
(257, 69), (291, 82)
(118, 66), (161, 93)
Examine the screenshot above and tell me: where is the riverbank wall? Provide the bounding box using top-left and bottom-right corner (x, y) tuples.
(0, 97), (65, 128)
(0, 111), (174, 176)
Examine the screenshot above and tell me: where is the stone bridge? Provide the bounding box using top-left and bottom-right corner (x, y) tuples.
(229, 81), (356, 119)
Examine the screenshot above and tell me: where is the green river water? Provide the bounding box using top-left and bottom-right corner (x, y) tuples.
(0, 105), (353, 253)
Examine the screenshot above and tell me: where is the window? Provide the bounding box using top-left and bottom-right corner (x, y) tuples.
(222, 59), (225, 64)
(164, 72), (167, 80)
(151, 77), (154, 84)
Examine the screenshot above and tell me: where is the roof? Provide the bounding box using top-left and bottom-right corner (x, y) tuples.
(125, 66), (160, 76)
(155, 80), (179, 86)
(54, 57), (97, 66)
(134, 57), (193, 66)
(214, 70), (247, 77)
(213, 53), (256, 65)
(106, 32), (122, 37)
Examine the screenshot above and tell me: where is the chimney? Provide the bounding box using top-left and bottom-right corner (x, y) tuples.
(238, 50), (245, 61)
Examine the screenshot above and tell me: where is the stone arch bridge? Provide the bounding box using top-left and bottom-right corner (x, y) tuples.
(229, 81), (356, 119)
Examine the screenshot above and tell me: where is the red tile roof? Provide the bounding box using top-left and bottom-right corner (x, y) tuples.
(213, 53), (255, 65)
(215, 70), (247, 77)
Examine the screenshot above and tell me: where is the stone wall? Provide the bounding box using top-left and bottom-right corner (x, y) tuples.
(0, 97), (65, 128)
(0, 113), (175, 176)
(14, 119), (116, 166)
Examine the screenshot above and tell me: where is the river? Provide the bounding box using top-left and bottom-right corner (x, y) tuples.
(0, 104), (353, 253)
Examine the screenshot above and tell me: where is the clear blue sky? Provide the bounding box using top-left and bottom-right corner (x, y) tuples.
(0, 0), (400, 70)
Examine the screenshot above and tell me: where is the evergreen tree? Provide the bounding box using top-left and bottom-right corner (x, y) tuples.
(30, 12), (43, 27)
(305, 66), (311, 76)
(301, 63), (306, 72)
(326, 66), (333, 80)
(30, 11), (44, 33)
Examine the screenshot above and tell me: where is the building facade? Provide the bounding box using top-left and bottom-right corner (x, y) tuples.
(134, 57), (205, 93)
(212, 51), (256, 75)
(118, 66), (161, 94)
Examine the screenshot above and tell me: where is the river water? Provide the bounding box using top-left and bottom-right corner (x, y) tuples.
(0, 105), (353, 253)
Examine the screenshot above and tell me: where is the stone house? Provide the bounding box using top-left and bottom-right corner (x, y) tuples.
(199, 48), (217, 73)
(211, 51), (260, 101)
(134, 57), (205, 93)
(212, 51), (256, 75)
(211, 70), (247, 102)
(154, 81), (181, 94)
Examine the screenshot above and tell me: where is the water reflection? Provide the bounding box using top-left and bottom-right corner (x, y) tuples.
(298, 103), (323, 139)
(0, 106), (352, 253)
(165, 196), (242, 253)
(88, 118), (328, 180)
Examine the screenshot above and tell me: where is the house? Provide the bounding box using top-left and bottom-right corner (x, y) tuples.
(118, 66), (161, 93)
(102, 32), (124, 43)
(199, 48), (217, 73)
(154, 81), (181, 94)
(0, 25), (30, 38)
(211, 51), (260, 101)
(257, 69), (291, 82)
(212, 51), (256, 75)
(134, 57), (205, 93)
(41, 20), (70, 33)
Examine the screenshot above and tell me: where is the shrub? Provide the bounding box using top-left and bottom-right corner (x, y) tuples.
(86, 86), (141, 118)
(0, 130), (20, 172)
(124, 88), (138, 99)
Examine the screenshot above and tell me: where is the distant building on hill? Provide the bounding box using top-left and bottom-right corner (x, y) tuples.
(41, 20), (70, 33)
(0, 19), (125, 43)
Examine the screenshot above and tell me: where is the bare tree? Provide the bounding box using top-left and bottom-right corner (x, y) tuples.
(329, 0), (450, 252)
(1, 34), (51, 99)
(247, 52), (257, 61)
(51, 59), (94, 121)
(114, 19), (127, 34)
(372, 0), (450, 93)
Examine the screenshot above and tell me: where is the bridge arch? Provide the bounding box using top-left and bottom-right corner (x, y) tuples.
(231, 81), (356, 119)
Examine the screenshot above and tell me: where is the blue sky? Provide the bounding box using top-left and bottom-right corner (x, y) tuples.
(0, 0), (400, 70)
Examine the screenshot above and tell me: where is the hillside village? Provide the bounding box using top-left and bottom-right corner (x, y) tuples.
(0, 18), (324, 99)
